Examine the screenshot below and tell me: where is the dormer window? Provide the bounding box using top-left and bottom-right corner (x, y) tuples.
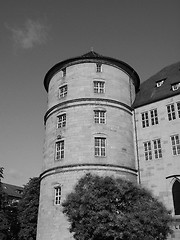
(172, 83), (180, 91)
(156, 79), (165, 87)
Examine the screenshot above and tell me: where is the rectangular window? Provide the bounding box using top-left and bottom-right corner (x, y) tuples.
(54, 187), (61, 205)
(171, 135), (180, 156)
(141, 112), (149, 128)
(143, 141), (152, 160)
(57, 114), (66, 128)
(55, 141), (64, 160)
(153, 139), (162, 159)
(94, 81), (105, 94)
(94, 110), (106, 124)
(62, 68), (66, 77)
(95, 137), (106, 157)
(59, 85), (67, 98)
(150, 109), (158, 125)
(177, 102), (180, 118)
(167, 104), (176, 121)
(96, 63), (102, 73)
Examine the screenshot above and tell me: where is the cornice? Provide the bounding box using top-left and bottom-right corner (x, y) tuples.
(44, 98), (133, 124)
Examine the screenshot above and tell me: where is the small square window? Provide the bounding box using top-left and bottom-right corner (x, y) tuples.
(96, 63), (102, 73)
(59, 85), (67, 98)
(57, 114), (66, 128)
(55, 141), (64, 160)
(94, 110), (106, 124)
(94, 81), (105, 94)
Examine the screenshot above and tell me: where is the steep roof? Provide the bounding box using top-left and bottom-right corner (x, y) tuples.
(44, 51), (140, 92)
(2, 183), (23, 199)
(133, 61), (180, 108)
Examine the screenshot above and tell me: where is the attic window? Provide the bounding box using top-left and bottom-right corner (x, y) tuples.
(172, 83), (180, 91)
(156, 79), (165, 87)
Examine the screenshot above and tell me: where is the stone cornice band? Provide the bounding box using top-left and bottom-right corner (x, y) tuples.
(40, 163), (138, 181)
(44, 98), (132, 124)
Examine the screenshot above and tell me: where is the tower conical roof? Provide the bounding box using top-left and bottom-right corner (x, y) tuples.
(44, 51), (140, 92)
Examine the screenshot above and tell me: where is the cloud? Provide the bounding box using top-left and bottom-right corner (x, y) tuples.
(7, 19), (48, 50)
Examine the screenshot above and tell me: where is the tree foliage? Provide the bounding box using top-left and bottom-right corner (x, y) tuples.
(18, 177), (40, 240)
(62, 173), (173, 240)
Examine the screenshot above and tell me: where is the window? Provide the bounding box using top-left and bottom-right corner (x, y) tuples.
(62, 68), (66, 77)
(156, 80), (165, 87)
(57, 114), (66, 128)
(59, 85), (67, 98)
(55, 141), (64, 160)
(171, 135), (180, 156)
(95, 137), (106, 157)
(177, 102), (180, 118)
(141, 112), (149, 128)
(153, 139), (162, 159)
(150, 109), (158, 125)
(167, 104), (176, 121)
(94, 81), (105, 93)
(143, 141), (152, 160)
(94, 110), (106, 124)
(96, 63), (102, 73)
(54, 186), (61, 205)
(172, 83), (180, 91)
(172, 180), (180, 215)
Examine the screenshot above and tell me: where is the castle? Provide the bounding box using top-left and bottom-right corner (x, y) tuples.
(36, 51), (180, 240)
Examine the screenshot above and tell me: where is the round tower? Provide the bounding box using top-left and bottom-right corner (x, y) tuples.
(37, 51), (140, 240)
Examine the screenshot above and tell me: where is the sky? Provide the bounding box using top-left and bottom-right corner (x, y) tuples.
(0, 0), (180, 186)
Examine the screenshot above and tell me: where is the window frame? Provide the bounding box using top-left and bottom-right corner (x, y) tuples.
(59, 85), (68, 98)
(94, 110), (106, 124)
(94, 137), (106, 157)
(141, 111), (149, 128)
(170, 135), (180, 156)
(57, 113), (66, 128)
(55, 140), (65, 160)
(96, 63), (102, 73)
(54, 186), (61, 205)
(177, 102), (180, 118)
(143, 141), (152, 161)
(150, 109), (158, 126)
(167, 103), (176, 121)
(93, 81), (105, 94)
(62, 68), (66, 77)
(153, 139), (162, 159)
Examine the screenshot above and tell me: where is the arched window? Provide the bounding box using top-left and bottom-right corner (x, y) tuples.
(172, 180), (180, 215)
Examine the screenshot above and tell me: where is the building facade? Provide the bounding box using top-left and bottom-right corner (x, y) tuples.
(36, 51), (140, 240)
(133, 61), (180, 239)
(37, 51), (180, 239)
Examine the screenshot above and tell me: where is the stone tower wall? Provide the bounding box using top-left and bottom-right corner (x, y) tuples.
(37, 61), (137, 240)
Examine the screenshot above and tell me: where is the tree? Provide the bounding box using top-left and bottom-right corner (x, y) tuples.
(0, 167), (10, 240)
(62, 173), (173, 240)
(18, 177), (40, 240)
